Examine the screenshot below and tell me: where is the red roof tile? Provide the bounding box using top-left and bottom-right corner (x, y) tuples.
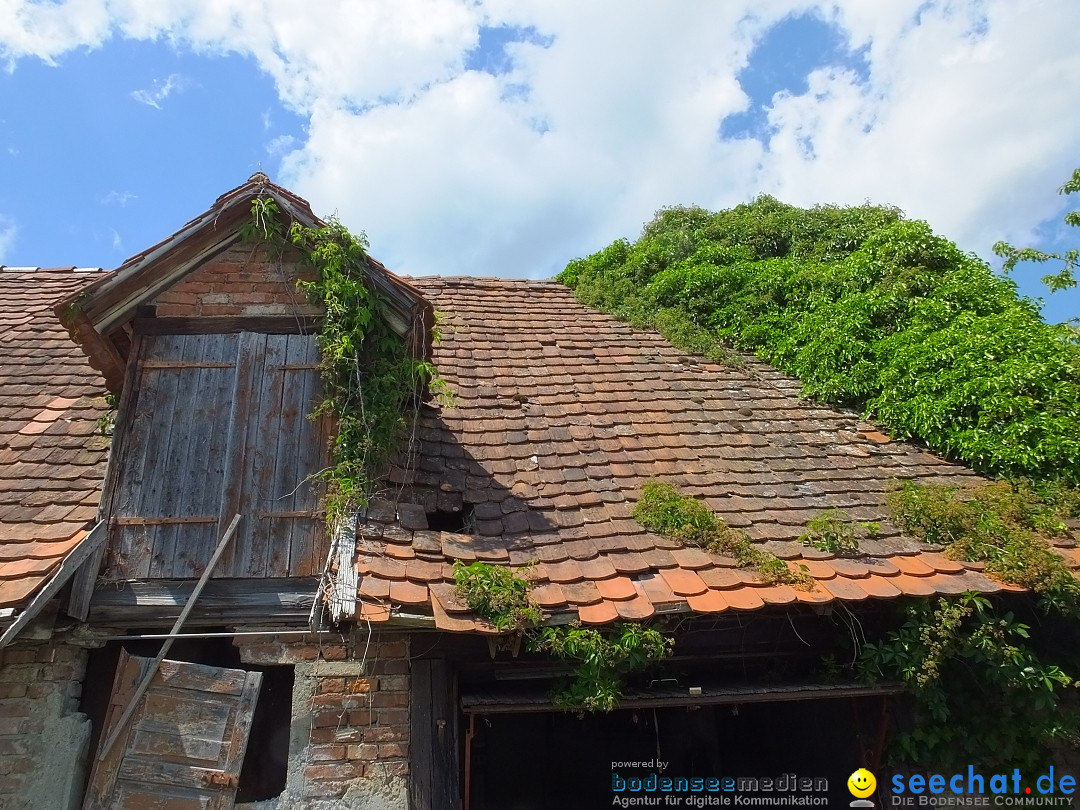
(348, 278), (1078, 629)
(0, 269), (109, 609)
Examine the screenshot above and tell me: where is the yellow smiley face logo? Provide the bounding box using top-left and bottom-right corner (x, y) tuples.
(848, 768), (877, 798)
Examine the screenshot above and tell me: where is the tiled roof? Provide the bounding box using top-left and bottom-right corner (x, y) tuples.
(0, 268), (110, 608)
(350, 278), (1079, 630)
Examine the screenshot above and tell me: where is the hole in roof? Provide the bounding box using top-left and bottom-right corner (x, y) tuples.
(427, 503), (476, 533)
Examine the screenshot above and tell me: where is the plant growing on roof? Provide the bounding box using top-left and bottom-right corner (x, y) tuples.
(558, 197), (1080, 484)
(451, 560), (673, 712)
(452, 560), (543, 632)
(245, 197), (442, 524)
(886, 480), (1080, 610)
(799, 508), (879, 556)
(632, 480), (812, 587)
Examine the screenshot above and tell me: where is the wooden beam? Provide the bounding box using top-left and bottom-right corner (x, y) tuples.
(0, 522), (106, 649)
(88, 577), (321, 626)
(134, 316), (321, 336)
(98, 514), (241, 761)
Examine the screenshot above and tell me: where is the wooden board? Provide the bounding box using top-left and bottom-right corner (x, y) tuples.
(83, 651), (261, 810)
(410, 659), (462, 810)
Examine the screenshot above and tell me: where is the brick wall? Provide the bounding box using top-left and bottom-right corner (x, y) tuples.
(235, 631), (411, 809)
(0, 639), (90, 810)
(152, 243), (322, 319)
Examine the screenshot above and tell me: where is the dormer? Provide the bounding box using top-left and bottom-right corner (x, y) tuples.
(54, 174), (434, 622)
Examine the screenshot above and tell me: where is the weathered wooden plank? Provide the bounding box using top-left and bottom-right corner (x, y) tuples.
(126, 335), (187, 578)
(69, 331), (145, 620)
(129, 729), (226, 764)
(235, 332), (280, 578)
(134, 315), (320, 336)
(148, 335), (205, 578)
(141, 361), (235, 369)
(217, 332), (264, 578)
(138, 693), (232, 739)
(292, 335), (328, 577)
(266, 336), (307, 577)
(410, 660), (434, 810)
(156, 660), (250, 694)
(97, 514), (241, 763)
(172, 333), (236, 577)
(114, 516), (218, 526)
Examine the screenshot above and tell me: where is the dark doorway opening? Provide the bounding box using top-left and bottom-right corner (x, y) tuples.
(81, 634), (293, 803)
(468, 699), (870, 809)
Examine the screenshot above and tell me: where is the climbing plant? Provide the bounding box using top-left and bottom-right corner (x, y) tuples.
(799, 508), (879, 556)
(632, 480), (811, 587)
(246, 197), (441, 523)
(452, 559), (673, 712)
(528, 623), (673, 712)
(860, 593), (1080, 770)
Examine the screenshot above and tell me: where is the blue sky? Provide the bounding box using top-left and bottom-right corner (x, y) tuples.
(0, 1), (1077, 323)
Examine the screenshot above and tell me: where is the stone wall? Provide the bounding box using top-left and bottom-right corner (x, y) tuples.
(235, 631), (411, 810)
(0, 638), (91, 810)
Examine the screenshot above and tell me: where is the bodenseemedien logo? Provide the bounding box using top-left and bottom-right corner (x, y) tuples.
(849, 768), (877, 808)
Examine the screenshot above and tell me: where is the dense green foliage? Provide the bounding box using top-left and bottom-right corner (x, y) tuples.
(248, 197), (439, 523)
(453, 560), (543, 632)
(559, 197), (1080, 483)
(861, 594), (1079, 769)
(632, 481), (811, 586)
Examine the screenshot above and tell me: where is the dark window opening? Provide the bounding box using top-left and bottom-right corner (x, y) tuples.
(467, 700), (869, 809)
(426, 503), (475, 533)
(81, 634), (293, 803)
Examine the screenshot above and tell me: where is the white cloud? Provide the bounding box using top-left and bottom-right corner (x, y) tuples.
(265, 133), (296, 157)
(0, 0), (1077, 280)
(101, 190), (136, 206)
(130, 72), (187, 108)
(0, 216), (15, 263)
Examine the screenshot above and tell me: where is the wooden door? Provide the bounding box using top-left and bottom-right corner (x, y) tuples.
(83, 652), (262, 810)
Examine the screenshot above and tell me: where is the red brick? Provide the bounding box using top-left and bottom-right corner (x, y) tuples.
(377, 675), (408, 693)
(371, 692), (409, 708)
(306, 762), (365, 781)
(312, 710), (346, 729)
(377, 708), (408, 726)
(0, 685), (26, 699)
(346, 709), (373, 726)
(348, 678), (376, 694)
(309, 727), (365, 745)
(378, 743), (408, 759)
(372, 658), (409, 676)
(308, 745), (346, 762)
(364, 725), (408, 743)
(0, 702), (30, 718)
(317, 678), (345, 694)
(345, 743), (379, 761)
(376, 641), (407, 658)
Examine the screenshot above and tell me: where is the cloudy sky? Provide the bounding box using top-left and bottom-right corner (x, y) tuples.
(1, 0), (1078, 322)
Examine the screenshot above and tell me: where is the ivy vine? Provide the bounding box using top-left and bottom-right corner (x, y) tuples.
(246, 197), (441, 524)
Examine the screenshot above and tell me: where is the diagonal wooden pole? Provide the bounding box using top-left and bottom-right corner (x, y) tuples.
(97, 513), (242, 761)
